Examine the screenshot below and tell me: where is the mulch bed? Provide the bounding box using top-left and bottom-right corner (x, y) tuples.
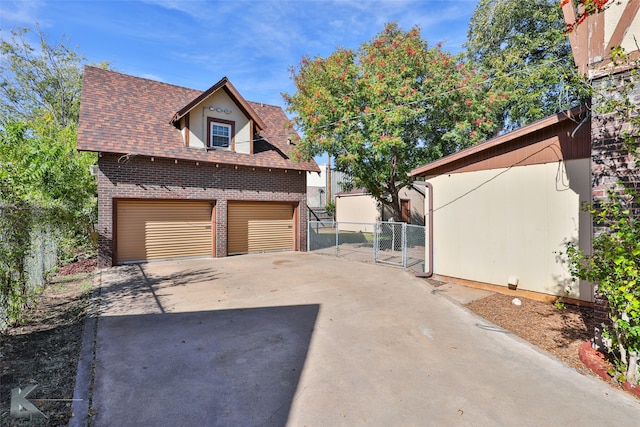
(465, 293), (595, 375)
(55, 258), (97, 276)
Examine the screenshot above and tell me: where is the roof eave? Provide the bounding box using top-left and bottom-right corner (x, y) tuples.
(80, 148), (319, 173)
(409, 105), (587, 177)
(171, 78), (266, 131)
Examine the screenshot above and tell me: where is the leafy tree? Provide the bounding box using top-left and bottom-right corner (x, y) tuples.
(0, 25), (97, 326)
(0, 119), (96, 234)
(465, 0), (588, 130)
(284, 23), (503, 220)
(0, 25), (97, 240)
(1, 26), (84, 127)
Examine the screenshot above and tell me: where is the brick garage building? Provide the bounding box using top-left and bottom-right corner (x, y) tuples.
(77, 67), (319, 267)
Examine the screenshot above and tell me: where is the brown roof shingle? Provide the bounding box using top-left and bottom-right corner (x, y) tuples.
(77, 66), (319, 172)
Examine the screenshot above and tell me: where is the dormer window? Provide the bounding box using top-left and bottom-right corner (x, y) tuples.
(211, 123), (230, 147)
(207, 117), (235, 150)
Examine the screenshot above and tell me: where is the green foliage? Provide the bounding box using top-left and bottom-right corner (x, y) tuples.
(565, 189), (640, 383)
(0, 26), (84, 127)
(285, 22), (504, 220)
(324, 201), (336, 218)
(0, 25), (98, 327)
(0, 202), (34, 325)
(554, 297), (567, 311)
(465, 0), (589, 130)
(0, 116), (96, 328)
(564, 49), (640, 383)
(0, 118), (97, 239)
(0, 24), (97, 242)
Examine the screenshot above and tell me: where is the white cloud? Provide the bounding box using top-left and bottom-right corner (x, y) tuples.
(138, 72), (166, 82)
(0, 0), (45, 26)
(140, 0), (235, 20)
(2, 0), (479, 108)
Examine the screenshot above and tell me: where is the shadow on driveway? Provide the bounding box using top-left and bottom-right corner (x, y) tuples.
(82, 254), (640, 426)
(97, 264), (227, 315)
(92, 305), (318, 426)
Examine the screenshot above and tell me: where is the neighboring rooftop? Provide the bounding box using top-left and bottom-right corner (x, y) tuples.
(410, 106), (590, 177)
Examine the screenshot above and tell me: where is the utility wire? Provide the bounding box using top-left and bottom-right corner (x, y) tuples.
(225, 56), (570, 146)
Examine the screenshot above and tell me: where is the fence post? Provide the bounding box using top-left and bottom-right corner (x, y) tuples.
(402, 222), (407, 267)
(374, 222), (379, 263)
(335, 221), (339, 256)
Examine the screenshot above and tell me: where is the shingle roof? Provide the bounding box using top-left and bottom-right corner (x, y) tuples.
(171, 77), (266, 131)
(77, 66), (319, 172)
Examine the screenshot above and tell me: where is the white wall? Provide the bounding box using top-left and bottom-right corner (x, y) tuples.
(604, 2), (640, 56)
(382, 186), (425, 224)
(425, 159), (592, 301)
(306, 164), (348, 206)
(188, 90), (252, 153)
(335, 194), (379, 232)
(307, 164), (327, 187)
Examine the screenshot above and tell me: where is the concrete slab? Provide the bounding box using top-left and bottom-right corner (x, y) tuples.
(429, 281), (496, 305)
(88, 253), (640, 426)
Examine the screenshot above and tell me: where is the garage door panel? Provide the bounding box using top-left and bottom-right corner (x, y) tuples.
(228, 202), (294, 255)
(117, 201), (213, 263)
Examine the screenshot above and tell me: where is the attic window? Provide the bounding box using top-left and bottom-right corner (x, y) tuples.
(207, 117), (235, 150)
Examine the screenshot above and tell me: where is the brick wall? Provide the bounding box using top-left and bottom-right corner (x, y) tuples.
(590, 69), (640, 347)
(97, 153), (308, 267)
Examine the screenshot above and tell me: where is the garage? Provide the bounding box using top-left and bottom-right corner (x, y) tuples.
(227, 202), (295, 255)
(116, 200), (213, 263)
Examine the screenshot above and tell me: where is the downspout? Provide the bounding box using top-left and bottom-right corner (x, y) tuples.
(415, 181), (433, 278)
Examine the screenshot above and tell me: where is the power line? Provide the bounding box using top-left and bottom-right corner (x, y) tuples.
(236, 57), (570, 144)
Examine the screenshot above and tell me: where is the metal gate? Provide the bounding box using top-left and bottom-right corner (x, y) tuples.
(308, 221), (425, 271)
(375, 222), (405, 267)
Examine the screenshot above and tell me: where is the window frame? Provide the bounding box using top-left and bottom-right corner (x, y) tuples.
(207, 117), (235, 150)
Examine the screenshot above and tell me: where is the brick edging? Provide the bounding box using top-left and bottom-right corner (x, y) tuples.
(578, 340), (640, 399)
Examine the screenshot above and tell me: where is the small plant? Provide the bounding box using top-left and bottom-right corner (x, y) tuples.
(324, 201), (336, 218)
(80, 280), (93, 293)
(554, 287), (572, 310)
(565, 188), (640, 385)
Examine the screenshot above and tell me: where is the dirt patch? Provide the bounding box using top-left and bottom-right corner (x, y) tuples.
(465, 293), (595, 375)
(0, 259), (95, 426)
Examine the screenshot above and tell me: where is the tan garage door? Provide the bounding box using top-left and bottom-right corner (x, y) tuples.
(228, 202), (294, 255)
(116, 200), (213, 263)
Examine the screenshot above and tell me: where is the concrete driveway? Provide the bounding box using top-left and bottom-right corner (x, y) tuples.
(83, 253), (640, 426)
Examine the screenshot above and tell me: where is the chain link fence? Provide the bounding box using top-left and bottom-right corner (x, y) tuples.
(308, 221), (426, 272)
(0, 205), (60, 329)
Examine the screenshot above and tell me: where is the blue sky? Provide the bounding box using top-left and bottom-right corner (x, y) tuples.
(1, 0), (480, 109)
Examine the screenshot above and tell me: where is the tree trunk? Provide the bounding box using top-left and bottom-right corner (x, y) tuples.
(388, 190), (403, 222)
(627, 351), (639, 385)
